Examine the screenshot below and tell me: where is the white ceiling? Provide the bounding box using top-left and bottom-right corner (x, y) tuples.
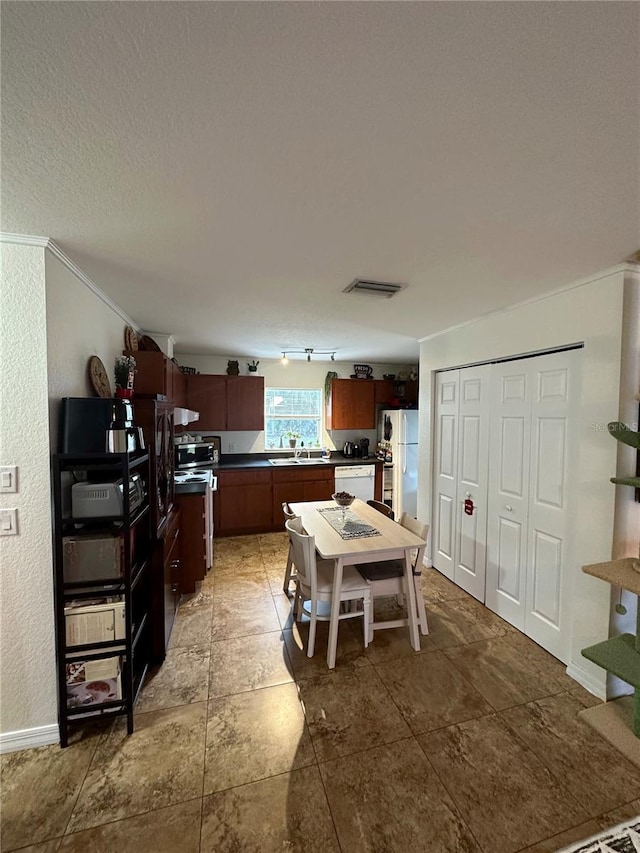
(2, 2), (638, 363)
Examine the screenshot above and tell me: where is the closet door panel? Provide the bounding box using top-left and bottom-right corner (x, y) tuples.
(524, 351), (577, 662)
(433, 372), (459, 579)
(486, 364), (531, 627)
(453, 366), (491, 601)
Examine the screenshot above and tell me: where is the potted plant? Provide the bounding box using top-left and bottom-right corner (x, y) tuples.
(114, 355), (136, 398)
(285, 431), (300, 448)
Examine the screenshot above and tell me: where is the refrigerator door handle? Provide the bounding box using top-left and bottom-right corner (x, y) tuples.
(400, 443), (407, 475)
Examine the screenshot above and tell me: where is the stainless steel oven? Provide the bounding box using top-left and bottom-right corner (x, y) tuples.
(175, 442), (217, 470)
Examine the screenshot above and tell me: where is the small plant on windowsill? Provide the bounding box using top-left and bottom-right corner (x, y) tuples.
(285, 431), (300, 448)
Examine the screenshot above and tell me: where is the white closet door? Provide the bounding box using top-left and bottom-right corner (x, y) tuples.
(486, 362), (532, 630)
(432, 371), (459, 579)
(453, 365), (491, 601)
(524, 349), (577, 661)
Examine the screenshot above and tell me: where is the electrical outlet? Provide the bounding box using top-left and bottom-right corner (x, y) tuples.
(228, 442), (235, 453)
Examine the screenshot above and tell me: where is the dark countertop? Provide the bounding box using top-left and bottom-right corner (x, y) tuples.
(184, 454), (383, 472)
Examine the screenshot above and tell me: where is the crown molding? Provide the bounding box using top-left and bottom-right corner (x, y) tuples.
(419, 263), (638, 344)
(1, 233), (141, 331)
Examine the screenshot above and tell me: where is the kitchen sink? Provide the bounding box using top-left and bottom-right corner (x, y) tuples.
(268, 458), (331, 466)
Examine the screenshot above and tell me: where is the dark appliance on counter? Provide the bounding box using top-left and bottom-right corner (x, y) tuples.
(359, 438), (370, 459)
(175, 441), (218, 470)
(60, 397), (144, 454)
(343, 441), (355, 458)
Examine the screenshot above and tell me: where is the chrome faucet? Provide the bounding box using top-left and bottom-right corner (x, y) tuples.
(294, 447), (311, 459)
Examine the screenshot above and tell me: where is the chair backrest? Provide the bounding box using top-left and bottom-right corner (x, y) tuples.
(399, 513), (429, 574)
(367, 499), (394, 520)
(282, 501), (297, 521)
(285, 517), (317, 596)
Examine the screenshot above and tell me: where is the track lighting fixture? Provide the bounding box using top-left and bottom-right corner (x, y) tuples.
(280, 348), (337, 363)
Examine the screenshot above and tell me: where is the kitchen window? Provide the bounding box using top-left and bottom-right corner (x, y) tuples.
(265, 388), (322, 450)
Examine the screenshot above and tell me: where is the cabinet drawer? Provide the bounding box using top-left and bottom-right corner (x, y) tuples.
(218, 469), (271, 487)
(271, 466), (334, 483)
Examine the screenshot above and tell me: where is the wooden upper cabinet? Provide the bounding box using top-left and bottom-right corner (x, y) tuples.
(226, 376), (265, 431)
(374, 380), (396, 405)
(186, 375), (227, 430)
(326, 379), (376, 430)
(186, 374), (264, 431)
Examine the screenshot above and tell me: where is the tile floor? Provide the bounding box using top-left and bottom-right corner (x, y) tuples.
(2, 532), (640, 853)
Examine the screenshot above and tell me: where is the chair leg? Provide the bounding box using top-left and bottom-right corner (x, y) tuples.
(367, 595), (375, 644)
(307, 600), (318, 658)
(363, 594), (370, 648)
(283, 547), (293, 594)
(414, 575), (429, 635)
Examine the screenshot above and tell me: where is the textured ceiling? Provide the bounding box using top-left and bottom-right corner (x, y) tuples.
(2, 2), (638, 362)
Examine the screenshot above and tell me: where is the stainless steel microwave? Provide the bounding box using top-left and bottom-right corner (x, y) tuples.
(175, 442), (218, 469)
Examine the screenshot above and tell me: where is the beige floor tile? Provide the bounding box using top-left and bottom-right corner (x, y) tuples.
(374, 651), (493, 734)
(596, 800), (640, 828)
(320, 738), (480, 852)
(168, 605), (212, 649)
(0, 734), (97, 852)
(209, 631), (293, 697)
(209, 572), (271, 600)
(58, 799), (202, 852)
(422, 595), (516, 651)
(283, 621), (371, 680)
(7, 843), (61, 853)
(298, 667), (411, 761)
(211, 556), (266, 575)
(204, 683), (314, 793)
(136, 644), (210, 713)
(444, 633), (575, 711)
(257, 531), (289, 550)
(214, 535), (261, 557)
(501, 693), (640, 817)
(179, 584), (215, 610)
(66, 702), (206, 833)
(569, 683), (604, 708)
(518, 821), (603, 853)
(210, 595), (281, 641)
(419, 714), (587, 853)
(421, 567), (471, 602)
(272, 591), (298, 628)
(200, 766), (340, 852)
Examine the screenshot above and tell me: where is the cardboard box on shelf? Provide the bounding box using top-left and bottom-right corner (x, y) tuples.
(65, 600), (126, 646)
(66, 656), (122, 708)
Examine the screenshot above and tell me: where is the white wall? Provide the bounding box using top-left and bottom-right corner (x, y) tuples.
(418, 265), (638, 698)
(0, 244), (57, 748)
(173, 353), (417, 455)
(0, 243), (140, 751)
(45, 253), (135, 450)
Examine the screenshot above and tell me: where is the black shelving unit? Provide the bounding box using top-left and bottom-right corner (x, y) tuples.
(52, 452), (152, 747)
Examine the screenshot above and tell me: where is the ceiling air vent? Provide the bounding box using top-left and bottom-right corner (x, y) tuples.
(343, 279), (406, 298)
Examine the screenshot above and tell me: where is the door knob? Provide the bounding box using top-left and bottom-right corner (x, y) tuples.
(465, 491), (471, 498)
(505, 505), (513, 512)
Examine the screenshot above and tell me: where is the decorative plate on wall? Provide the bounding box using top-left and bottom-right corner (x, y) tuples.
(88, 356), (112, 398)
(124, 326), (138, 351)
(139, 335), (161, 352)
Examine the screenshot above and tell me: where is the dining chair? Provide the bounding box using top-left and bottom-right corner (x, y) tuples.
(285, 518), (371, 658)
(366, 499), (395, 520)
(282, 501), (298, 593)
(356, 513), (429, 642)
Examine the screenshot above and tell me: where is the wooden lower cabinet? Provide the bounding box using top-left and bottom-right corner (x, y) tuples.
(152, 507), (181, 662)
(174, 492), (207, 593)
(215, 463), (382, 536)
(216, 470), (273, 535)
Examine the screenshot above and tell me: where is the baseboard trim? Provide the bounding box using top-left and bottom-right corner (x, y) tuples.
(0, 724), (59, 754)
(566, 662), (607, 701)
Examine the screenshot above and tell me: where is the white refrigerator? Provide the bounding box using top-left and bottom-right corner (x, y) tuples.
(379, 410), (419, 519)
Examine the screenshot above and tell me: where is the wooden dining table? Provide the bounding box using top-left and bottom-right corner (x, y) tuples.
(288, 499), (426, 668)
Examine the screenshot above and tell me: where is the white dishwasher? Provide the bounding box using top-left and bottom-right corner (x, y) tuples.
(334, 465), (375, 502)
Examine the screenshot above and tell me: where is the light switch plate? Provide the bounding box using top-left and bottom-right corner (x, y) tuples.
(0, 508), (18, 535)
(0, 466), (17, 493)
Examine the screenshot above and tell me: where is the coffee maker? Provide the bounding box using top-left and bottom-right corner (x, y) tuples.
(359, 438), (370, 459)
